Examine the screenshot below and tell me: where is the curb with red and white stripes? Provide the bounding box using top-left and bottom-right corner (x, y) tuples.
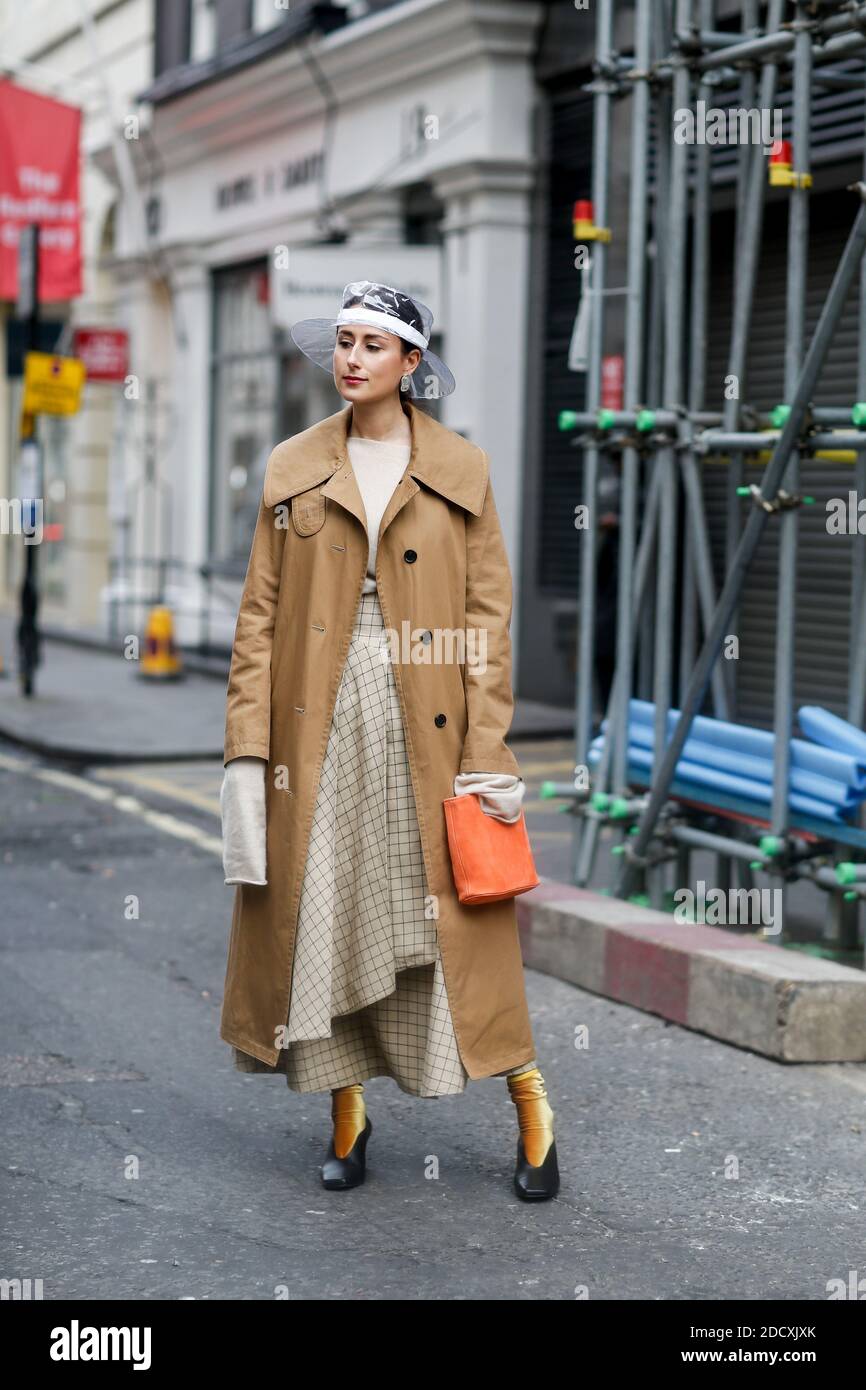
(516, 883), (866, 1062)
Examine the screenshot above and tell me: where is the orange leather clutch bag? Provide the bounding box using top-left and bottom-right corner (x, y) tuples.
(442, 792), (540, 905)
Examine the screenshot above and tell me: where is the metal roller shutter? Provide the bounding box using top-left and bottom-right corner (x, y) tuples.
(538, 87), (594, 595)
(702, 189), (863, 728)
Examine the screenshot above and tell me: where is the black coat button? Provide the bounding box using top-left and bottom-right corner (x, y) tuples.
(434, 713), (446, 727)
(421, 630), (432, 644)
(404, 549), (417, 563)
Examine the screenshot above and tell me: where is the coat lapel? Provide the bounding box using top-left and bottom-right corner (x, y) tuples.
(318, 457), (368, 534)
(262, 400), (490, 529)
(310, 420), (421, 543)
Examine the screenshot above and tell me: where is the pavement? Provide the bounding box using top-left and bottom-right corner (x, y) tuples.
(2, 609), (864, 1078)
(2, 745), (866, 1299)
(0, 610), (572, 763)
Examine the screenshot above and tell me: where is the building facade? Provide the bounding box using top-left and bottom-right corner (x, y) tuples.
(9, 0), (856, 724)
(1, 0), (547, 673)
(0, 0), (152, 635)
(109, 0), (545, 651)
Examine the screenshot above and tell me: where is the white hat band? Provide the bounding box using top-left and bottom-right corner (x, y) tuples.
(335, 306), (429, 352)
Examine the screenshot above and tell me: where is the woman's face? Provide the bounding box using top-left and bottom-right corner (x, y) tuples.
(333, 324), (421, 403)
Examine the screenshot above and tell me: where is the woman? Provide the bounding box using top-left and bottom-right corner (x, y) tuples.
(219, 280), (559, 1201)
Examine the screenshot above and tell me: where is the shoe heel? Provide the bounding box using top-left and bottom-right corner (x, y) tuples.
(514, 1134), (560, 1201)
(321, 1115), (372, 1190)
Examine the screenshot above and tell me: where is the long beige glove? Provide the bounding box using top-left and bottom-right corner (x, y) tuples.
(453, 772), (525, 823)
(220, 756), (268, 885)
(220, 763), (521, 884)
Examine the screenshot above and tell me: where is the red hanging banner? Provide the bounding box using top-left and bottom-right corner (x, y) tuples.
(0, 79), (82, 302)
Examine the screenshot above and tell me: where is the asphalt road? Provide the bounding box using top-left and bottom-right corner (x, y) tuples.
(2, 739), (866, 1301)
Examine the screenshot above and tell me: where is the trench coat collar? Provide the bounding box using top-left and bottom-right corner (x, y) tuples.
(262, 398), (489, 517)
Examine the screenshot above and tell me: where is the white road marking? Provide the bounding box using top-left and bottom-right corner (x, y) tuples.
(94, 765), (222, 816)
(0, 746), (573, 858)
(0, 750), (224, 858)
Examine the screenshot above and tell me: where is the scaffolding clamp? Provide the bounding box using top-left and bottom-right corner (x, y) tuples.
(632, 408), (672, 440)
(589, 792), (647, 825)
(613, 832), (669, 872)
(671, 23), (703, 62)
(769, 141), (812, 190)
(586, 52), (625, 94)
(582, 74), (623, 99)
(736, 483), (815, 514)
(673, 406), (696, 452)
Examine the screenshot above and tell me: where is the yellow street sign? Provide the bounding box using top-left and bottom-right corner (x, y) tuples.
(22, 352), (86, 416)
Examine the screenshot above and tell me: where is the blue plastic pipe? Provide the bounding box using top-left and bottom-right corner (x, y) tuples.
(588, 738), (850, 823)
(625, 699), (866, 789)
(620, 722), (857, 808)
(798, 705), (866, 760)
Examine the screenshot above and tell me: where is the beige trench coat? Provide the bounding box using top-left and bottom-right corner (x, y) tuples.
(220, 397), (536, 1078)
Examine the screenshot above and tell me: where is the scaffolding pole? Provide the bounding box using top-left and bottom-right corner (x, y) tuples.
(559, 2), (866, 954)
(572, 0), (615, 882)
(768, 1), (812, 936)
(615, 189), (866, 898)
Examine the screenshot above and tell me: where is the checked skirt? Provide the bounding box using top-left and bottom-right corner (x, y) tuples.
(232, 588), (535, 1096)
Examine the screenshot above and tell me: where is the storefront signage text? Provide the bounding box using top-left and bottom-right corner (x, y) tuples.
(216, 152), (324, 211)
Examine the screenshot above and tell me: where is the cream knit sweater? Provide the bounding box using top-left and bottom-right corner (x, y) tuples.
(221, 435), (524, 885)
(348, 435), (411, 593)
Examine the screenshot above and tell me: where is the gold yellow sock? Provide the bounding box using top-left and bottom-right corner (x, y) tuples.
(331, 1083), (366, 1158)
(506, 1067), (555, 1167)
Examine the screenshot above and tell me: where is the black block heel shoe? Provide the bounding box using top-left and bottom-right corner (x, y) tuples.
(514, 1134), (560, 1201)
(321, 1116), (372, 1190)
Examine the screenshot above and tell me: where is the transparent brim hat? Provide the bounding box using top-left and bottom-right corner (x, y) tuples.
(289, 279), (456, 399)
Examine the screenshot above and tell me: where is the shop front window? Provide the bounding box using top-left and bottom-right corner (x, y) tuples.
(209, 260), (278, 570)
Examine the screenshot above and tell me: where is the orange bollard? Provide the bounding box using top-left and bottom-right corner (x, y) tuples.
(139, 606), (183, 680)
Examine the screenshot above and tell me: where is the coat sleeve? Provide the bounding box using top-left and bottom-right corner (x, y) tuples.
(459, 470), (522, 778)
(223, 488), (286, 766)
